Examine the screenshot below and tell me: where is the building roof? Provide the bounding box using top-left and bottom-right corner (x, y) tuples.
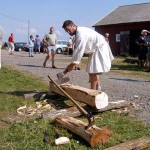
(93, 3), (150, 26)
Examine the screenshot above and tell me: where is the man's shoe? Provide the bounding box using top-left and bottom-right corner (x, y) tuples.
(75, 67), (81, 70)
(77, 67), (81, 70)
(52, 66), (57, 69)
(31, 55), (34, 57)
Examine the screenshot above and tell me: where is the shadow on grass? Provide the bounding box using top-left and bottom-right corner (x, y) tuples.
(0, 90), (39, 96)
(46, 95), (70, 109)
(111, 64), (146, 71)
(109, 77), (150, 82)
(0, 90), (70, 109)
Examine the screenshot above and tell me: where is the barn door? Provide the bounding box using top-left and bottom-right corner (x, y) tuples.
(120, 31), (130, 56)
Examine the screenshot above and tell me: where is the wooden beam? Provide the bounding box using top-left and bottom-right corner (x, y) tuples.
(42, 106), (80, 119)
(42, 100), (130, 119)
(105, 137), (150, 150)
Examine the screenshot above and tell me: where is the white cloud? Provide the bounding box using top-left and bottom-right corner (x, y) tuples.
(16, 28), (27, 34)
(15, 26), (37, 36)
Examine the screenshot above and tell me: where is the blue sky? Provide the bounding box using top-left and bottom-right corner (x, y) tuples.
(0, 0), (149, 42)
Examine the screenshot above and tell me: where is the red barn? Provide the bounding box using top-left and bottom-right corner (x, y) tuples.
(93, 3), (150, 56)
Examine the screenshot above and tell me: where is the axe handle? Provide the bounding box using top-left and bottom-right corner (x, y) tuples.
(48, 75), (89, 117)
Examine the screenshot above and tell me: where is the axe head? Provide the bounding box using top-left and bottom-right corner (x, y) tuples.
(55, 77), (70, 85)
(57, 72), (64, 79)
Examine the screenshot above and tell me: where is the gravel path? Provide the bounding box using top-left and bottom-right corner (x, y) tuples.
(1, 50), (150, 124)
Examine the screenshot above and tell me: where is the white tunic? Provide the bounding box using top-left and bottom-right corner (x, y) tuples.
(72, 27), (114, 73)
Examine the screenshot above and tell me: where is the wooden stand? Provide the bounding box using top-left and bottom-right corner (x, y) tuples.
(55, 115), (112, 147)
(42, 100), (130, 119)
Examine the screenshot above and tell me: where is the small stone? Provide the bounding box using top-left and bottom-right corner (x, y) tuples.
(134, 95), (139, 99)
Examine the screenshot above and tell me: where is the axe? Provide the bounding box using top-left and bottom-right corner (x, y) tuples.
(48, 75), (95, 130)
(57, 69), (68, 80)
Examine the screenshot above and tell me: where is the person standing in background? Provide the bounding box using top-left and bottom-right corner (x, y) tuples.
(68, 37), (73, 55)
(136, 29), (149, 67)
(28, 35), (34, 57)
(146, 32), (150, 72)
(72, 36), (81, 70)
(34, 35), (41, 54)
(42, 39), (47, 54)
(0, 28), (3, 69)
(8, 33), (14, 55)
(43, 27), (57, 68)
(105, 33), (109, 44)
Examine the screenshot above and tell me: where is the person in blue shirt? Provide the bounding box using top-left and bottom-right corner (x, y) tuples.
(29, 35), (34, 57)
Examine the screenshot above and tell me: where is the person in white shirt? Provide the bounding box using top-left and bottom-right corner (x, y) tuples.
(62, 20), (114, 90)
(28, 35), (34, 57)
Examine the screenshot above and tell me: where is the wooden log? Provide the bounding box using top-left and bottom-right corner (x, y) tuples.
(55, 115), (112, 147)
(105, 137), (150, 150)
(42, 106), (81, 119)
(93, 100), (130, 113)
(50, 82), (108, 109)
(42, 100), (130, 119)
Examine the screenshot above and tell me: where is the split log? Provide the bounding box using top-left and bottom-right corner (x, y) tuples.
(50, 82), (108, 109)
(105, 137), (150, 150)
(42, 100), (130, 119)
(55, 115), (112, 147)
(42, 106), (81, 119)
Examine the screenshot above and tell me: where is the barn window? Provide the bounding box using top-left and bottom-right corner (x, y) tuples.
(116, 34), (120, 42)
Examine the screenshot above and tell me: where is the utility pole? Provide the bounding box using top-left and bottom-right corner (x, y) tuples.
(0, 28), (3, 69)
(28, 20), (30, 43)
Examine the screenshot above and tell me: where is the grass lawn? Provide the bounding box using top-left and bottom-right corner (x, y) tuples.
(0, 65), (150, 150)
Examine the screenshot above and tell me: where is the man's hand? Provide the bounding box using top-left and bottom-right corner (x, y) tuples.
(66, 63), (75, 72)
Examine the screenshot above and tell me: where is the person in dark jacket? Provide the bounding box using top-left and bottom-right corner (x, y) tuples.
(136, 29), (150, 67)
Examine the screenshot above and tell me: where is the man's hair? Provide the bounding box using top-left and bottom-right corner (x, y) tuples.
(50, 27), (54, 30)
(62, 20), (75, 28)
